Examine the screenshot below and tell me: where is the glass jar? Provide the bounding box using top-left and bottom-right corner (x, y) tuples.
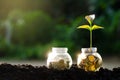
(77, 47), (102, 71)
(47, 47), (72, 70)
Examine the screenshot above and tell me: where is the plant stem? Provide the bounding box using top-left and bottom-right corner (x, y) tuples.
(89, 22), (93, 49)
(90, 30), (92, 48)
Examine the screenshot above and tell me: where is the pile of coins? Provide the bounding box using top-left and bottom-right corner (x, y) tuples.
(78, 55), (101, 71)
(49, 59), (70, 70)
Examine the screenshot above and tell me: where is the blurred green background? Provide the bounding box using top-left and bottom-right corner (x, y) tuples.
(0, 0), (120, 60)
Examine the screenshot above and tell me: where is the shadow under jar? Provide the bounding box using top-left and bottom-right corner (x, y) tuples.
(47, 47), (72, 70)
(77, 47), (102, 71)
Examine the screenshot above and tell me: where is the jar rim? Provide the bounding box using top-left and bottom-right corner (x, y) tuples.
(52, 47), (68, 53)
(81, 47), (97, 53)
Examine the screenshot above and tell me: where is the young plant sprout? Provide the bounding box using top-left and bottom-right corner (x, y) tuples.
(77, 14), (104, 48)
(77, 14), (103, 71)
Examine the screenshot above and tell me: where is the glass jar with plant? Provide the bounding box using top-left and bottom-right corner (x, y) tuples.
(77, 14), (103, 71)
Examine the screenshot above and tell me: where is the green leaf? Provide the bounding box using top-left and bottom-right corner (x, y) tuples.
(77, 25), (91, 30)
(92, 25), (104, 30)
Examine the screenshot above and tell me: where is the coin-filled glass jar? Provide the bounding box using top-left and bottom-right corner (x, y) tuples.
(77, 47), (102, 71)
(47, 47), (72, 70)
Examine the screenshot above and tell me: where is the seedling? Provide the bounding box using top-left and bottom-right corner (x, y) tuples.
(77, 14), (104, 48)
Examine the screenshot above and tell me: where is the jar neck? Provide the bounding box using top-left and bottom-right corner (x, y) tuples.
(52, 47), (68, 53)
(81, 47), (97, 53)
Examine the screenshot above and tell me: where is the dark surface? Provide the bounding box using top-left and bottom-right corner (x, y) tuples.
(0, 64), (119, 80)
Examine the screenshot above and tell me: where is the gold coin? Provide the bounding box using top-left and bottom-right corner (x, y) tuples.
(89, 65), (96, 71)
(88, 55), (95, 62)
